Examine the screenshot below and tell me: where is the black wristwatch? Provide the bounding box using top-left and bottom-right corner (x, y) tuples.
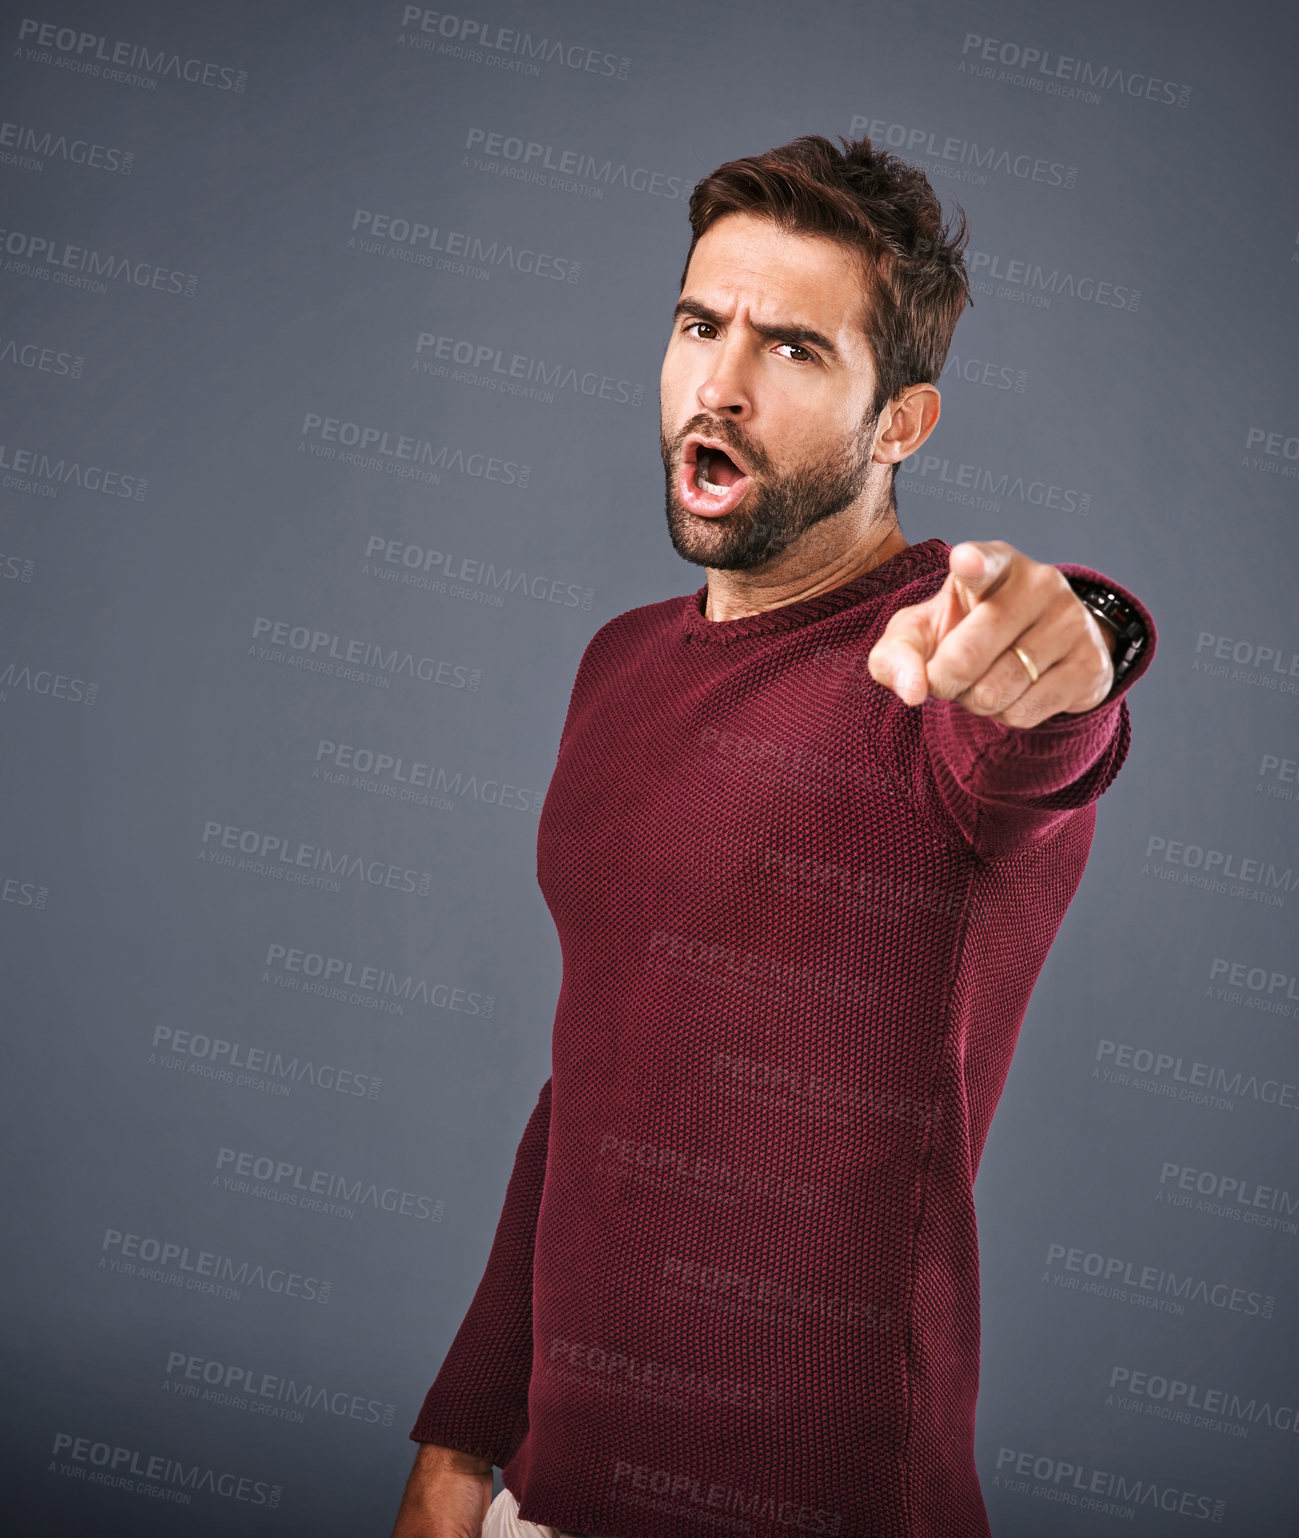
(1066, 577), (1148, 687)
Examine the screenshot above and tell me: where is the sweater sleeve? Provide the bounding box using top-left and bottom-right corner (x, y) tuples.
(409, 1077), (552, 1463)
(919, 564), (1158, 861)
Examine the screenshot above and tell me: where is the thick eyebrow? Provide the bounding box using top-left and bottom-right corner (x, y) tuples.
(672, 297), (840, 359)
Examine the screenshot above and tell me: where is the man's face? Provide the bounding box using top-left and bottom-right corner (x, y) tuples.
(660, 212), (888, 572)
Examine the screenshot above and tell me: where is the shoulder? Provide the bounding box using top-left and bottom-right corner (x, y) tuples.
(580, 590), (694, 655)
(568, 590), (694, 686)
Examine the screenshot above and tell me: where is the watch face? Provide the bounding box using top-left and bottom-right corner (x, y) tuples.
(1068, 579), (1146, 655)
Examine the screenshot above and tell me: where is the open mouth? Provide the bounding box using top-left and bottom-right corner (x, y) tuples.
(679, 436), (752, 517)
(697, 446), (745, 493)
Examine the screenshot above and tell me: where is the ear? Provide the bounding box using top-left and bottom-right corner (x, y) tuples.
(872, 383), (941, 466)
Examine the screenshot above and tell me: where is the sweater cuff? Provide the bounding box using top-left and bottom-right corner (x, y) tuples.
(927, 562), (1156, 752)
(917, 564), (1155, 854)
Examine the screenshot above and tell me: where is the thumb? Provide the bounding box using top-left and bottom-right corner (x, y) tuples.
(949, 540), (1011, 613)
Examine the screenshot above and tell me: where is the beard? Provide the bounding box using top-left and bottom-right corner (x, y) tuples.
(660, 409), (880, 572)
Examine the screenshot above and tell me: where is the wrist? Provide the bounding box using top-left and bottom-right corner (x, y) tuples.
(1065, 575), (1147, 688)
(416, 1442), (493, 1476)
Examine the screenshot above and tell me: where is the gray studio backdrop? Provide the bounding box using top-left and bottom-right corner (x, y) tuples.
(2, 0), (1297, 1533)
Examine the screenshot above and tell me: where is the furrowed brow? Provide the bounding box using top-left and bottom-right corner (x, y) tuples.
(673, 297), (726, 328)
(674, 297), (839, 359)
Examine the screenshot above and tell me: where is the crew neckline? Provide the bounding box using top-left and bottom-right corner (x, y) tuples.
(679, 537), (950, 643)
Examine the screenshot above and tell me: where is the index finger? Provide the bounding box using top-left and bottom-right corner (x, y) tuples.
(867, 593), (943, 706)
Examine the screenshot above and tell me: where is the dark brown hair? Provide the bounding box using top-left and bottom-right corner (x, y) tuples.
(683, 135), (972, 419)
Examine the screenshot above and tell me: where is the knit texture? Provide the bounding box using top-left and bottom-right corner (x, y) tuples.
(412, 537), (1157, 1538)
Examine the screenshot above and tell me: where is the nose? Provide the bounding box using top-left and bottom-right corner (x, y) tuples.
(696, 340), (752, 419)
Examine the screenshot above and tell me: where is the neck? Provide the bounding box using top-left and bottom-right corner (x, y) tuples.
(702, 513), (910, 622)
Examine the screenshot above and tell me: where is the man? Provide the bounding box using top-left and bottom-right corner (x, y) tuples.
(389, 135), (1155, 1538)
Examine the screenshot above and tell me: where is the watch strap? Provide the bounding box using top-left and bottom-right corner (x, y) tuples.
(1066, 576), (1148, 686)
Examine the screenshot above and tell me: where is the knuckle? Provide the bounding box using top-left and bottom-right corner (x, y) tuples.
(1036, 564), (1068, 600)
(1088, 672), (1112, 708)
(945, 637), (979, 675)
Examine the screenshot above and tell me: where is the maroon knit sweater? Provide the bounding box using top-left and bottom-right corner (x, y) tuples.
(412, 536), (1157, 1538)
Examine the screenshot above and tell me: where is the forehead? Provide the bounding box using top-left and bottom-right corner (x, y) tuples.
(682, 212), (870, 334)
